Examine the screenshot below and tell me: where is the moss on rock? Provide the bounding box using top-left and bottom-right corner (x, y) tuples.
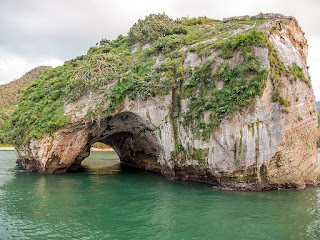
(9, 14), (292, 145)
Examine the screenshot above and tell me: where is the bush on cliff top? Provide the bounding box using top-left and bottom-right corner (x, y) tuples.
(128, 13), (176, 44)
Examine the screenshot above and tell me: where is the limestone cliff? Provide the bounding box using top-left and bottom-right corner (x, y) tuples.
(12, 13), (320, 190)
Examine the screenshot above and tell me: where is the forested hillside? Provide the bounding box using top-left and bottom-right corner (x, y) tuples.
(0, 66), (52, 145)
(0, 66), (52, 114)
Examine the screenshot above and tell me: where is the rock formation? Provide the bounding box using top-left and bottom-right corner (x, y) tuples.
(12, 13), (320, 190)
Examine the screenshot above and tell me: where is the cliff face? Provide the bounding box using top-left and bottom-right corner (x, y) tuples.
(13, 14), (320, 190)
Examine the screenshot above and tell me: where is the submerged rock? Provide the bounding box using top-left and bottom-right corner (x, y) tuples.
(12, 14), (320, 190)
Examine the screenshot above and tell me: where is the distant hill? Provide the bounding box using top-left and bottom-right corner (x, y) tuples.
(0, 66), (52, 145)
(0, 66), (52, 114)
(317, 101), (320, 148)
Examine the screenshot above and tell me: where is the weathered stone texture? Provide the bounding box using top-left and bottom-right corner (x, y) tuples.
(15, 15), (320, 190)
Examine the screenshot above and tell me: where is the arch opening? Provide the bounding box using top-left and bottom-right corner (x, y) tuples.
(81, 143), (120, 174)
(70, 112), (162, 172)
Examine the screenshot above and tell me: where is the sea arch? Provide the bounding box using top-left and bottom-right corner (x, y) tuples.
(16, 111), (163, 173)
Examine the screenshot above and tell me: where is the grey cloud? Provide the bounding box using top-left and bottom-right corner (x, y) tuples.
(0, 0), (137, 60)
(0, 0), (319, 99)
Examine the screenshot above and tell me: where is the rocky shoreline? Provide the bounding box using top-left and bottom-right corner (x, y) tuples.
(0, 147), (15, 151)
(90, 147), (114, 152)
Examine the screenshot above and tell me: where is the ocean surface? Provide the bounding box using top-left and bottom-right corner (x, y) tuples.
(0, 150), (320, 240)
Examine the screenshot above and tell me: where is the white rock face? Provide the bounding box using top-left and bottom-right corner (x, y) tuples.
(15, 15), (320, 190)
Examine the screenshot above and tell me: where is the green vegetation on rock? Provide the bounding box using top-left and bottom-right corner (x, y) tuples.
(268, 44), (310, 112)
(181, 29), (269, 140)
(8, 14), (311, 145)
(288, 63), (311, 87)
(267, 43), (292, 109)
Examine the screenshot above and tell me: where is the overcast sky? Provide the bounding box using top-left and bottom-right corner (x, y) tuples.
(0, 0), (319, 100)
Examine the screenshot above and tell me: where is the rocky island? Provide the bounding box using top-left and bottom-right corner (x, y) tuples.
(10, 13), (320, 190)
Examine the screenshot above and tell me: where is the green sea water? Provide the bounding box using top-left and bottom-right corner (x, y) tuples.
(0, 150), (320, 240)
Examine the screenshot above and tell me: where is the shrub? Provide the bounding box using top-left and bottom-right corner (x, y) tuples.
(128, 13), (176, 44)
(212, 28), (268, 59)
(172, 26), (188, 35)
(281, 108), (289, 113)
(176, 143), (185, 151)
(272, 92), (291, 107)
(288, 63), (311, 87)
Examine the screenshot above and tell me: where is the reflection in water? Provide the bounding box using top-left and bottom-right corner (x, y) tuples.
(306, 186), (320, 239)
(0, 150), (319, 239)
(81, 159), (120, 175)
(81, 151), (121, 185)
(149, 180), (176, 239)
(81, 151), (120, 175)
